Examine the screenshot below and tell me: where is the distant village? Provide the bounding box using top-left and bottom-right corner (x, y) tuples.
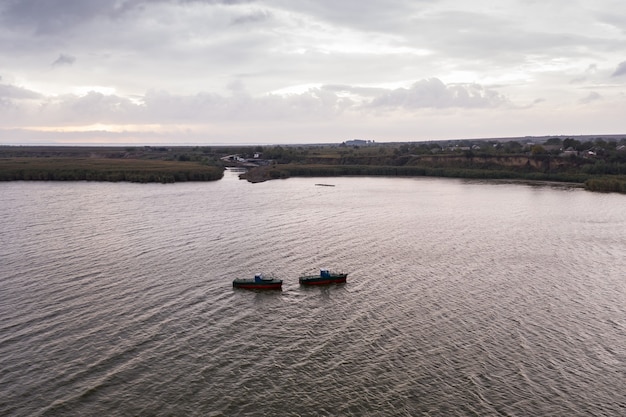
(219, 134), (626, 168)
(342, 136), (626, 157)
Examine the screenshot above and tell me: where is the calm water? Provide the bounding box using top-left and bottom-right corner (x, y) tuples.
(1, 171), (625, 416)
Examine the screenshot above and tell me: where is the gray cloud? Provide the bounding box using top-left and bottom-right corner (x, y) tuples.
(0, 77), (510, 129)
(273, 0), (421, 32)
(0, 0), (250, 34)
(52, 53), (76, 66)
(231, 9), (271, 25)
(580, 91), (602, 104)
(571, 64), (598, 84)
(612, 61), (626, 77)
(406, 10), (611, 66)
(367, 78), (508, 110)
(0, 83), (43, 100)
(139, 87), (353, 123)
(7, 91), (139, 126)
(0, 0), (111, 34)
(0, 85), (348, 127)
(0, 82), (43, 112)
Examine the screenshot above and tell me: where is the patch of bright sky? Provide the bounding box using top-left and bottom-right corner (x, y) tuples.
(271, 9), (431, 57)
(269, 80), (415, 97)
(71, 86), (117, 96)
(270, 83), (323, 95)
(30, 123), (166, 133)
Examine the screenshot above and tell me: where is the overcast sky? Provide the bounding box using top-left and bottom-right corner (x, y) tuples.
(1, 0), (625, 145)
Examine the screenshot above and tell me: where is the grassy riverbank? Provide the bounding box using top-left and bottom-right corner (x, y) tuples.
(241, 161), (626, 193)
(0, 158), (224, 183)
(3, 137), (626, 192)
(237, 138), (626, 193)
(0, 146), (224, 183)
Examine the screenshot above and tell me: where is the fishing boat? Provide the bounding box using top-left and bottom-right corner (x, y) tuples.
(232, 273), (282, 290)
(299, 269), (348, 285)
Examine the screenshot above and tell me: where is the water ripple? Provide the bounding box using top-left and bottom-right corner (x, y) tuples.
(1, 176), (625, 416)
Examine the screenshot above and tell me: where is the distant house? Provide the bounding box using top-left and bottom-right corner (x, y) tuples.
(345, 139), (373, 146)
(543, 145), (561, 152)
(560, 147), (578, 157)
(221, 154), (246, 162)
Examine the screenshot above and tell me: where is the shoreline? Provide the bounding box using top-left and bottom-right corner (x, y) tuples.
(238, 167), (624, 193)
(2, 143), (625, 193)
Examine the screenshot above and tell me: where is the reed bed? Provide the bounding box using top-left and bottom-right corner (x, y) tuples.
(0, 158), (223, 183)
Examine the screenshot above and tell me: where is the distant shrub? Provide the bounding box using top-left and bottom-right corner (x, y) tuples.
(584, 177), (626, 193)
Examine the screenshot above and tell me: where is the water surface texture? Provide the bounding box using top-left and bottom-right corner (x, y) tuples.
(1, 171), (625, 416)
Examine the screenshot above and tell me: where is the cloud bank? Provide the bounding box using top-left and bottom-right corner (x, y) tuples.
(1, 0), (625, 144)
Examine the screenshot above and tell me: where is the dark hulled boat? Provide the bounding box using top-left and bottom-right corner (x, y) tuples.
(299, 269), (348, 285)
(233, 273), (283, 290)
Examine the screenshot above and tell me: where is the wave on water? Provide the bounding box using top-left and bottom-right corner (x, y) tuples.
(1, 176), (625, 416)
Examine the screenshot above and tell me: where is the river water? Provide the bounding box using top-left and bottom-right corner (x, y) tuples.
(1, 170), (625, 416)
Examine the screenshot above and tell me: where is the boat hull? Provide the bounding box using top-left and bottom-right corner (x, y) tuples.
(299, 274), (347, 285)
(232, 279), (282, 290)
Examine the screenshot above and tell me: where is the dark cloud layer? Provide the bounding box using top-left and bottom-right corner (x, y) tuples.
(0, 0), (250, 34)
(0, 0), (111, 34)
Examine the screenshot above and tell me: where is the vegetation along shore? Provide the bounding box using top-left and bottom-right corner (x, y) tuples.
(2, 135), (626, 193)
(0, 146), (224, 183)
